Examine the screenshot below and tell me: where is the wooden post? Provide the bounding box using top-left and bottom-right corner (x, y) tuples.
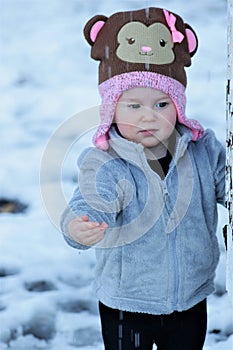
(225, 0), (233, 302)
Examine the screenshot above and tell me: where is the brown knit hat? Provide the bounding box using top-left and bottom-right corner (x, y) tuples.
(83, 7), (204, 150)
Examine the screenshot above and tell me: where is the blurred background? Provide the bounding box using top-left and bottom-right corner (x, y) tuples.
(0, 0), (232, 349)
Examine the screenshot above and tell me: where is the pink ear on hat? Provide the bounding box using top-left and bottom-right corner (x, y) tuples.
(185, 28), (198, 55)
(90, 21), (105, 42)
(84, 15), (108, 46)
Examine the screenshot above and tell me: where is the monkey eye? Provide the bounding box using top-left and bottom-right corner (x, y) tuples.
(159, 39), (167, 47)
(126, 37), (136, 45)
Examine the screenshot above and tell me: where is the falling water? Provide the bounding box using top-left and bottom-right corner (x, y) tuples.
(118, 310), (123, 350)
(105, 45), (110, 60)
(129, 11), (133, 22)
(118, 324), (123, 350)
(108, 65), (112, 78)
(119, 310), (123, 320)
(145, 7), (150, 19)
(118, 324), (123, 338)
(134, 332), (141, 348)
(145, 55), (150, 71)
(144, 7), (151, 81)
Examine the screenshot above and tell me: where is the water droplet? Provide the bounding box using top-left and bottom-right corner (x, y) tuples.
(129, 11), (134, 22)
(145, 8), (150, 19)
(145, 56), (150, 71)
(108, 66), (112, 78)
(105, 45), (110, 59)
(119, 310), (124, 320)
(135, 332), (140, 348)
(118, 324), (123, 338)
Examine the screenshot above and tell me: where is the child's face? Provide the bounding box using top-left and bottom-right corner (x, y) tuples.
(114, 87), (177, 148)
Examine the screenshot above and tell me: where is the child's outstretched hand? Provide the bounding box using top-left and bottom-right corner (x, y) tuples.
(68, 215), (108, 246)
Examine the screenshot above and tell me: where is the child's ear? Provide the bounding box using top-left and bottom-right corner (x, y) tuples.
(83, 15), (108, 46)
(185, 24), (198, 57)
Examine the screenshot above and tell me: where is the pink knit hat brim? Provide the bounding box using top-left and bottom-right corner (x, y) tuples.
(93, 71), (204, 150)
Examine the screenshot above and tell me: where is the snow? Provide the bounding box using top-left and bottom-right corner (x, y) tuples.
(0, 0), (232, 349)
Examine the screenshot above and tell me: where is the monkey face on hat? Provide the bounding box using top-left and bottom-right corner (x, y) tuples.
(83, 7), (203, 150)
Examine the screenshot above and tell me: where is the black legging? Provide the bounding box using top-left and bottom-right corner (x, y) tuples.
(99, 299), (207, 350)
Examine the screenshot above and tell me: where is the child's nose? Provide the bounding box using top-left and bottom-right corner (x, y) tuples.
(141, 107), (156, 121)
(141, 46), (152, 53)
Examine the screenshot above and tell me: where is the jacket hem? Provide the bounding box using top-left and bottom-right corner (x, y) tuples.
(95, 285), (214, 315)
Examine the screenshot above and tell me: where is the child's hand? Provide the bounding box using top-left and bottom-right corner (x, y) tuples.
(68, 215), (108, 246)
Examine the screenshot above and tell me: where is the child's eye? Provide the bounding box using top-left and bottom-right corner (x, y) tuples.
(155, 102), (168, 108)
(128, 104), (141, 109)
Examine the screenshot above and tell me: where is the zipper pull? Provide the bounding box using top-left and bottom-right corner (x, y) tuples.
(163, 182), (168, 198)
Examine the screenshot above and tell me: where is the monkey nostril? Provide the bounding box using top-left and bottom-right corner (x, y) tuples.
(141, 46), (152, 53)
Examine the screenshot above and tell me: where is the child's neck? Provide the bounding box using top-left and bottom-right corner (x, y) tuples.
(144, 142), (168, 160)
(145, 131), (177, 160)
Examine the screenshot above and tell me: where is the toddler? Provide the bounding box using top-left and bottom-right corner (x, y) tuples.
(61, 7), (225, 350)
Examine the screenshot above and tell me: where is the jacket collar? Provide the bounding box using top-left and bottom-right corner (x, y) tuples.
(108, 124), (193, 166)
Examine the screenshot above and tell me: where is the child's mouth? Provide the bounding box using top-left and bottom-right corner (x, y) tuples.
(139, 129), (157, 136)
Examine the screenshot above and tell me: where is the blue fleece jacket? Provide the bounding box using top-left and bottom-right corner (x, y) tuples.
(61, 125), (225, 315)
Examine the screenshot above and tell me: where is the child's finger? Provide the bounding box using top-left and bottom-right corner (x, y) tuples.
(100, 222), (108, 228)
(75, 215), (89, 222)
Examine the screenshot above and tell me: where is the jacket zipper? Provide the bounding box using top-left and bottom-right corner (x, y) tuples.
(172, 229), (179, 309)
(162, 180), (179, 310)
(141, 150), (181, 309)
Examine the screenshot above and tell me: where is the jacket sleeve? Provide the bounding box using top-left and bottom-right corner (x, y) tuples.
(203, 129), (226, 206)
(60, 147), (128, 249)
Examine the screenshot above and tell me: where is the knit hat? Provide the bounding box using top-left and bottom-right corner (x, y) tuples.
(84, 7), (204, 150)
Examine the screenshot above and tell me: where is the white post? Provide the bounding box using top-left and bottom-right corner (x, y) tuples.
(225, 0), (233, 302)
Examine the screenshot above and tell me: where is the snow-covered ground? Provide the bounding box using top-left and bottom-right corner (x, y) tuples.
(0, 0), (233, 349)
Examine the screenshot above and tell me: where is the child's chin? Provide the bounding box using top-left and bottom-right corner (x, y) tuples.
(141, 138), (160, 148)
